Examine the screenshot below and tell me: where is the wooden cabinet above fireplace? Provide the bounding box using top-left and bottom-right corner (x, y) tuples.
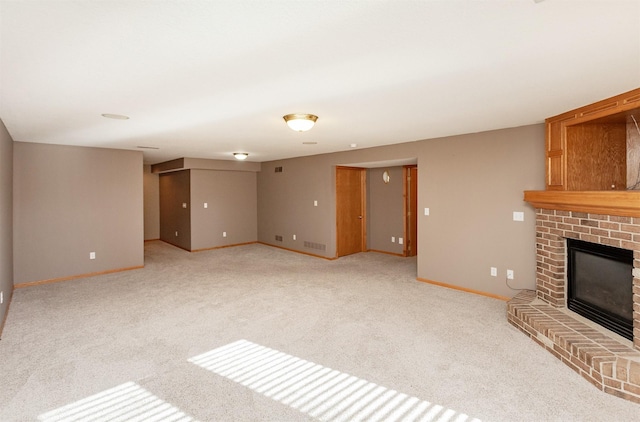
(525, 88), (640, 217)
(545, 87), (640, 191)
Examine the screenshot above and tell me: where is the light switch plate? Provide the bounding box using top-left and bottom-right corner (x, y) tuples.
(513, 211), (524, 221)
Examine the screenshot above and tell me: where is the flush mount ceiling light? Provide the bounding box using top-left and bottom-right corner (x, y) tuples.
(233, 152), (249, 160)
(101, 113), (129, 120)
(283, 114), (318, 132)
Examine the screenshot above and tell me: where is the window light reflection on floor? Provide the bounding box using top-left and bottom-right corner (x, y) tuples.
(38, 381), (197, 422)
(188, 339), (481, 422)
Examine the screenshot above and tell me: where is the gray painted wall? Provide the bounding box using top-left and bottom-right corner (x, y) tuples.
(158, 169), (258, 251)
(159, 170), (191, 250)
(0, 120), (13, 329)
(258, 124), (545, 297)
(417, 125), (544, 296)
(144, 165), (160, 240)
(367, 167), (405, 255)
(13, 143), (144, 284)
(258, 156), (338, 254)
(190, 169), (257, 250)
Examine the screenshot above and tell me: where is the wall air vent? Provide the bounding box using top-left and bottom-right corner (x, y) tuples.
(275, 166), (283, 173)
(275, 235), (283, 242)
(303, 241), (326, 251)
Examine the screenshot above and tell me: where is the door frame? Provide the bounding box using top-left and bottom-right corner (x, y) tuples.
(403, 165), (417, 257)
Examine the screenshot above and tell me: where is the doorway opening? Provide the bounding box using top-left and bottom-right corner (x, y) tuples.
(335, 160), (418, 261)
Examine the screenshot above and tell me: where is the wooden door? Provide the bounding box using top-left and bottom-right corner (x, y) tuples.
(404, 166), (418, 257)
(336, 166), (366, 257)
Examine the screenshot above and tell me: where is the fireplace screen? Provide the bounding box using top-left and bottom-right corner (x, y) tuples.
(567, 238), (633, 340)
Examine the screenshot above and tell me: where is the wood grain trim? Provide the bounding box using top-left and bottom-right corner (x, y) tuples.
(0, 287), (14, 339)
(623, 92), (640, 105)
(191, 241), (257, 252)
(523, 190), (640, 217)
(416, 277), (510, 301)
(257, 242), (337, 260)
(14, 266), (144, 289)
(578, 100), (619, 117)
(546, 88), (640, 124)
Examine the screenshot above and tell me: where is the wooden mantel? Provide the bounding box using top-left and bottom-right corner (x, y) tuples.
(524, 190), (640, 218)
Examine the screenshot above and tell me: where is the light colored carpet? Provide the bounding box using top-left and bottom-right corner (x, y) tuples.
(1, 241), (638, 421)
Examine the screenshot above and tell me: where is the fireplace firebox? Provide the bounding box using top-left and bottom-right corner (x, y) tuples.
(567, 238), (634, 340)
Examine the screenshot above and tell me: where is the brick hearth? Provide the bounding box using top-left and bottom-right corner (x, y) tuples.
(507, 209), (640, 404)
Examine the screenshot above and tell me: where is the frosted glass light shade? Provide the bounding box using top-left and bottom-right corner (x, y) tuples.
(283, 114), (318, 132)
(233, 152), (248, 160)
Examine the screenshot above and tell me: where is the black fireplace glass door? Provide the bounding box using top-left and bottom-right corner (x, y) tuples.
(567, 238), (633, 340)
(572, 249), (633, 320)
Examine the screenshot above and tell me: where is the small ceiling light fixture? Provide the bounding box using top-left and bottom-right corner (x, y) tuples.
(283, 114), (318, 132)
(233, 152), (249, 160)
(101, 113), (130, 120)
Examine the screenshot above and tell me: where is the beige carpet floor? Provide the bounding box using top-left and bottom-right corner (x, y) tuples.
(1, 241), (638, 421)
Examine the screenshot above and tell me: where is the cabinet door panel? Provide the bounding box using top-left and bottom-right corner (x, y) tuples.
(548, 120), (564, 152)
(547, 153), (564, 189)
(546, 119), (569, 190)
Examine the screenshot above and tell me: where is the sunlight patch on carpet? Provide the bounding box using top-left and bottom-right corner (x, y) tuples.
(188, 339), (481, 422)
(38, 381), (197, 422)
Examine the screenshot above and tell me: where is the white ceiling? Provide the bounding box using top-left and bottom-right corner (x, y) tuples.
(1, 1), (639, 165)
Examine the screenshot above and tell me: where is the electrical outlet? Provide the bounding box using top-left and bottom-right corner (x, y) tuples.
(204, 203), (208, 208)
(314, 200), (318, 207)
(424, 207), (430, 216)
(399, 238), (404, 245)
(223, 232), (227, 237)
(175, 231), (178, 237)
(89, 252), (96, 260)
(490, 267), (497, 277)
(293, 234), (296, 240)
(391, 236), (395, 243)
(507, 269), (514, 280)
(513, 211), (524, 221)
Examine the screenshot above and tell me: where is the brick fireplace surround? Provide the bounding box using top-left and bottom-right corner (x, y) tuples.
(507, 209), (640, 404)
